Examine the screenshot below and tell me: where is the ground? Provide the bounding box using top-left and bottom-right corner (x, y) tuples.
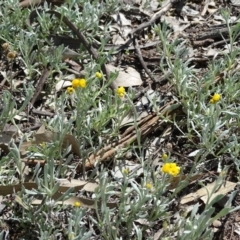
(1, 0), (240, 239)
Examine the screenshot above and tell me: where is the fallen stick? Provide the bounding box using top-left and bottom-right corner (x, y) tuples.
(77, 100), (180, 170)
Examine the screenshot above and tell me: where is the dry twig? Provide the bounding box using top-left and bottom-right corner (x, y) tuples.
(77, 100), (179, 170)
(134, 37), (157, 82)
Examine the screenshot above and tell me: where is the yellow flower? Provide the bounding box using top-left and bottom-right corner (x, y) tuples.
(72, 79), (80, 88)
(68, 233), (75, 240)
(72, 79), (86, 88)
(7, 51), (16, 59)
(116, 86), (126, 98)
(79, 78), (86, 88)
(74, 201), (81, 207)
(169, 167), (180, 177)
(123, 168), (129, 175)
(162, 153), (168, 160)
(67, 87), (74, 94)
(161, 163), (180, 176)
(161, 163), (171, 174)
(220, 171), (226, 177)
(163, 220), (168, 230)
(210, 93), (221, 104)
(146, 182), (152, 190)
(95, 72), (102, 79)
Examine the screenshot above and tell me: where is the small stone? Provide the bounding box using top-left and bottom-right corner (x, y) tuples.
(213, 220), (222, 227)
(125, 151), (132, 159)
(141, 96), (149, 106)
(166, 142), (173, 150)
(235, 216), (240, 222)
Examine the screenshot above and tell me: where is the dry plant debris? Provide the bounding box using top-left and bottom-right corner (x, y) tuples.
(1, 0), (240, 239)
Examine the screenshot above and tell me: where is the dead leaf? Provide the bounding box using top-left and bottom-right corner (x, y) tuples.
(82, 182), (99, 192)
(168, 173), (204, 190)
(3, 124), (19, 132)
(161, 16), (190, 38)
(181, 6), (199, 17)
(34, 125), (80, 157)
(55, 80), (72, 92)
(0, 196), (5, 212)
(20, 125), (80, 157)
(58, 179), (99, 192)
(231, 0), (240, 6)
(112, 35), (125, 45)
(120, 110), (148, 126)
(32, 193), (118, 209)
(57, 179), (88, 189)
(19, 0), (42, 8)
(13, 110), (28, 121)
(180, 180), (237, 205)
(205, 48), (220, 57)
(207, 2), (217, 14)
(121, 89), (161, 126)
(17, 162), (30, 179)
(21, 158), (54, 165)
(140, 0), (159, 16)
(107, 64), (142, 89)
(111, 13), (131, 26)
(20, 142), (32, 156)
(0, 178), (93, 196)
(134, 218), (150, 226)
(15, 195), (29, 210)
(113, 161), (141, 179)
(154, 228), (164, 240)
(200, 181), (236, 204)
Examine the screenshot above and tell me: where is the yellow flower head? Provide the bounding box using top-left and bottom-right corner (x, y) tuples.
(117, 86), (126, 98)
(72, 79), (80, 88)
(79, 78), (86, 88)
(68, 233), (75, 240)
(7, 51), (16, 59)
(220, 171), (226, 177)
(145, 182), (152, 190)
(161, 163), (171, 174)
(72, 79), (86, 89)
(163, 220), (168, 230)
(74, 201), (81, 207)
(161, 163), (180, 176)
(169, 167), (180, 177)
(210, 93), (221, 104)
(123, 168), (129, 175)
(95, 72), (102, 79)
(67, 87), (74, 94)
(162, 153), (168, 160)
